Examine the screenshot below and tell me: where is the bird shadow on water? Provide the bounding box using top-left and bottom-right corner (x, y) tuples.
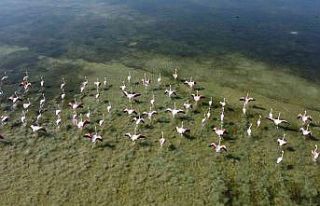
(252, 105), (266, 111)
(97, 142), (116, 149)
(225, 154), (241, 162)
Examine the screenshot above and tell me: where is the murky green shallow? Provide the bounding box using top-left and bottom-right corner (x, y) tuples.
(0, 1), (319, 205)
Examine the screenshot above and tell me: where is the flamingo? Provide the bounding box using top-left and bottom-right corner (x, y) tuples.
(86, 108), (91, 120)
(60, 78), (66, 91)
(98, 114), (105, 127)
(242, 105), (247, 115)
(84, 126), (102, 143)
(71, 112), (78, 126)
(183, 101), (193, 111)
(206, 107), (211, 119)
(21, 110), (26, 125)
(172, 68), (178, 80)
(277, 134), (287, 148)
(56, 115), (62, 128)
(107, 102), (112, 113)
(127, 72), (132, 84)
(1, 114), (9, 125)
(143, 107), (158, 122)
(40, 76), (44, 88)
(120, 81), (126, 91)
(82, 76), (88, 87)
(23, 98), (31, 109)
(123, 108), (137, 116)
(299, 124), (312, 137)
(184, 77), (196, 90)
(68, 99), (83, 110)
(36, 110), (42, 124)
(8, 91), (22, 104)
(77, 114), (90, 129)
(133, 114), (145, 125)
(219, 98), (226, 108)
(268, 108), (273, 119)
(39, 93), (46, 108)
(165, 103), (185, 119)
(122, 90), (141, 102)
(201, 114), (207, 127)
(266, 112), (289, 129)
(176, 121), (190, 137)
(208, 97), (213, 108)
(239, 92), (255, 105)
(157, 73), (162, 85)
(311, 145), (319, 162)
(213, 127), (226, 137)
(30, 125), (46, 133)
(1, 72), (8, 82)
(141, 73), (151, 87)
(257, 115), (261, 127)
(94, 78), (101, 88)
(23, 70), (29, 81)
(164, 85), (176, 98)
(209, 138), (227, 153)
(103, 77), (107, 87)
(191, 90), (205, 105)
(220, 108), (225, 123)
(125, 128), (146, 142)
(297, 110), (312, 125)
(159, 131), (166, 147)
(247, 123), (252, 137)
(276, 151), (284, 164)
(150, 93), (155, 108)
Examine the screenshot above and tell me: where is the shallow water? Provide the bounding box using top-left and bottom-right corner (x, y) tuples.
(0, 1), (320, 205)
(0, 0), (319, 80)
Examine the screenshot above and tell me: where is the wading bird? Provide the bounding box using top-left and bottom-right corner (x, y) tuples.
(239, 92), (255, 105)
(209, 138), (227, 153)
(84, 126), (102, 143)
(133, 114), (145, 126)
(77, 114), (90, 130)
(164, 85), (176, 98)
(125, 128), (146, 142)
(184, 77), (196, 90)
(191, 90), (205, 105)
(165, 103), (185, 119)
(68, 99), (83, 110)
(277, 134), (287, 148)
(257, 115), (261, 127)
(94, 78), (101, 88)
(23, 98), (31, 110)
(183, 101), (193, 111)
(143, 107), (158, 122)
(123, 108), (137, 116)
(276, 150), (284, 164)
(159, 131), (166, 147)
(220, 98), (226, 108)
(247, 123), (252, 137)
(311, 145), (319, 162)
(299, 124), (312, 138)
(209, 97), (213, 108)
(297, 110), (312, 125)
(266, 112), (289, 129)
(172, 68), (178, 80)
(122, 90), (141, 102)
(30, 124), (46, 133)
(213, 127), (226, 137)
(176, 121), (190, 137)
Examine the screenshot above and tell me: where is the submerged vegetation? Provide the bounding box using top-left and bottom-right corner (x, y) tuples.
(0, 0), (320, 205)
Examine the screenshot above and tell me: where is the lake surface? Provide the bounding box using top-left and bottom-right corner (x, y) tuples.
(0, 0), (319, 79)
